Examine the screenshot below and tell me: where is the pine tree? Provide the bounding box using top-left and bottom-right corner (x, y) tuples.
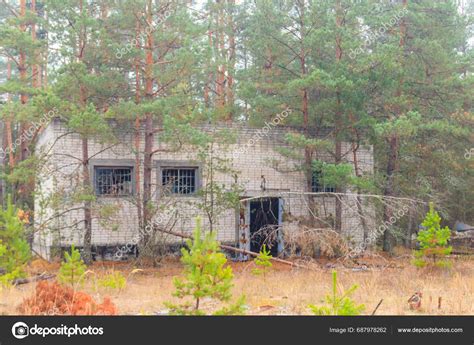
(166, 218), (245, 315)
(309, 270), (365, 316)
(240, 0), (377, 232)
(0, 195), (30, 284)
(105, 0), (207, 259)
(252, 244), (273, 279)
(58, 245), (87, 289)
(365, 0), (472, 250)
(194, 129), (243, 233)
(46, 0), (126, 263)
(413, 203), (452, 268)
(0, 0), (46, 206)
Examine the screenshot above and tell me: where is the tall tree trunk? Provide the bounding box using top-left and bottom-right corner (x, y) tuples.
(226, 0), (236, 121)
(31, 0), (39, 88)
(297, 1), (314, 225)
(382, 135), (399, 252)
(5, 59), (15, 169)
(43, 6), (49, 87)
(349, 113), (369, 243)
(334, 0), (343, 233)
(82, 135), (93, 264)
(204, 27), (213, 108)
(215, 0), (226, 110)
(0, 58), (13, 205)
(383, 0), (407, 253)
(14, 0), (30, 206)
(134, 18), (143, 235)
(141, 0), (155, 257)
(19, 0), (29, 164)
(0, 125), (6, 207)
(78, 0), (93, 264)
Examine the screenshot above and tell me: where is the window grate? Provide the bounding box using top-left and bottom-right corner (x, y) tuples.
(162, 168), (197, 194)
(95, 167), (133, 196)
(311, 169), (335, 193)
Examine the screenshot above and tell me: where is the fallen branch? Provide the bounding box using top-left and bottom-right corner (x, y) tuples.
(154, 227), (315, 271)
(371, 299), (383, 315)
(13, 273), (56, 286)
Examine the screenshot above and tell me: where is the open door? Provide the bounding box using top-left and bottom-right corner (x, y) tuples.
(249, 197), (281, 256)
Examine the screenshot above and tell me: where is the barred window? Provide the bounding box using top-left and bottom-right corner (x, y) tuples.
(311, 168), (335, 193)
(95, 167), (133, 196)
(162, 168), (197, 194)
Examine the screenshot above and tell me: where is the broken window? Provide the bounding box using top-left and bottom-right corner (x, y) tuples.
(311, 168), (335, 193)
(95, 167), (133, 196)
(162, 168), (197, 194)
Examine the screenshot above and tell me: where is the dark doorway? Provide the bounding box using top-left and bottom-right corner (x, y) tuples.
(249, 198), (280, 256)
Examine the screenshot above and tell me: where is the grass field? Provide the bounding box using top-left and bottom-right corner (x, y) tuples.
(1, 254), (472, 316)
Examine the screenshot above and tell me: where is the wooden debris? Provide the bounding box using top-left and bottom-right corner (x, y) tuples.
(154, 227), (316, 271)
(13, 273), (56, 286)
(371, 299), (383, 315)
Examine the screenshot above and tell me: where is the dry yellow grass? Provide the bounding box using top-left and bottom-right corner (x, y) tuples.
(1, 256), (472, 315)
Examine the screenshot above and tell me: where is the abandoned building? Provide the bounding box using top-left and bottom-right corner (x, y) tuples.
(33, 118), (375, 260)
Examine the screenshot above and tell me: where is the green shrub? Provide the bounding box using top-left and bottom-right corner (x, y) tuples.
(58, 245), (87, 289)
(252, 244), (273, 279)
(309, 270), (365, 315)
(166, 218), (245, 315)
(413, 203), (452, 268)
(0, 196), (31, 285)
(98, 271), (126, 290)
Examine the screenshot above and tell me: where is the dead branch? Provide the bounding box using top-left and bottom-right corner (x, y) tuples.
(13, 273), (56, 286)
(371, 299), (383, 315)
(153, 226), (315, 271)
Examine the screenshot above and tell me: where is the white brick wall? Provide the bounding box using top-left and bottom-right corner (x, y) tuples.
(34, 119), (375, 257)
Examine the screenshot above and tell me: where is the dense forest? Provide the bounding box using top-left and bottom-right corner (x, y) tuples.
(0, 0), (473, 323)
(0, 0), (472, 262)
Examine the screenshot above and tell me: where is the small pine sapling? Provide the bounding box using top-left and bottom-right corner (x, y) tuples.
(413, 203), (452, 268)
(0, 196), (31, 285)
(166, 218), (245, 315)
(58, 245), (87, 289)
(252, 244), (273, 279)
(309, 270), (365, 315)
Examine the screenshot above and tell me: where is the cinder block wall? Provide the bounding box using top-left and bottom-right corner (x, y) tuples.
(33, 119), (374, 258)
